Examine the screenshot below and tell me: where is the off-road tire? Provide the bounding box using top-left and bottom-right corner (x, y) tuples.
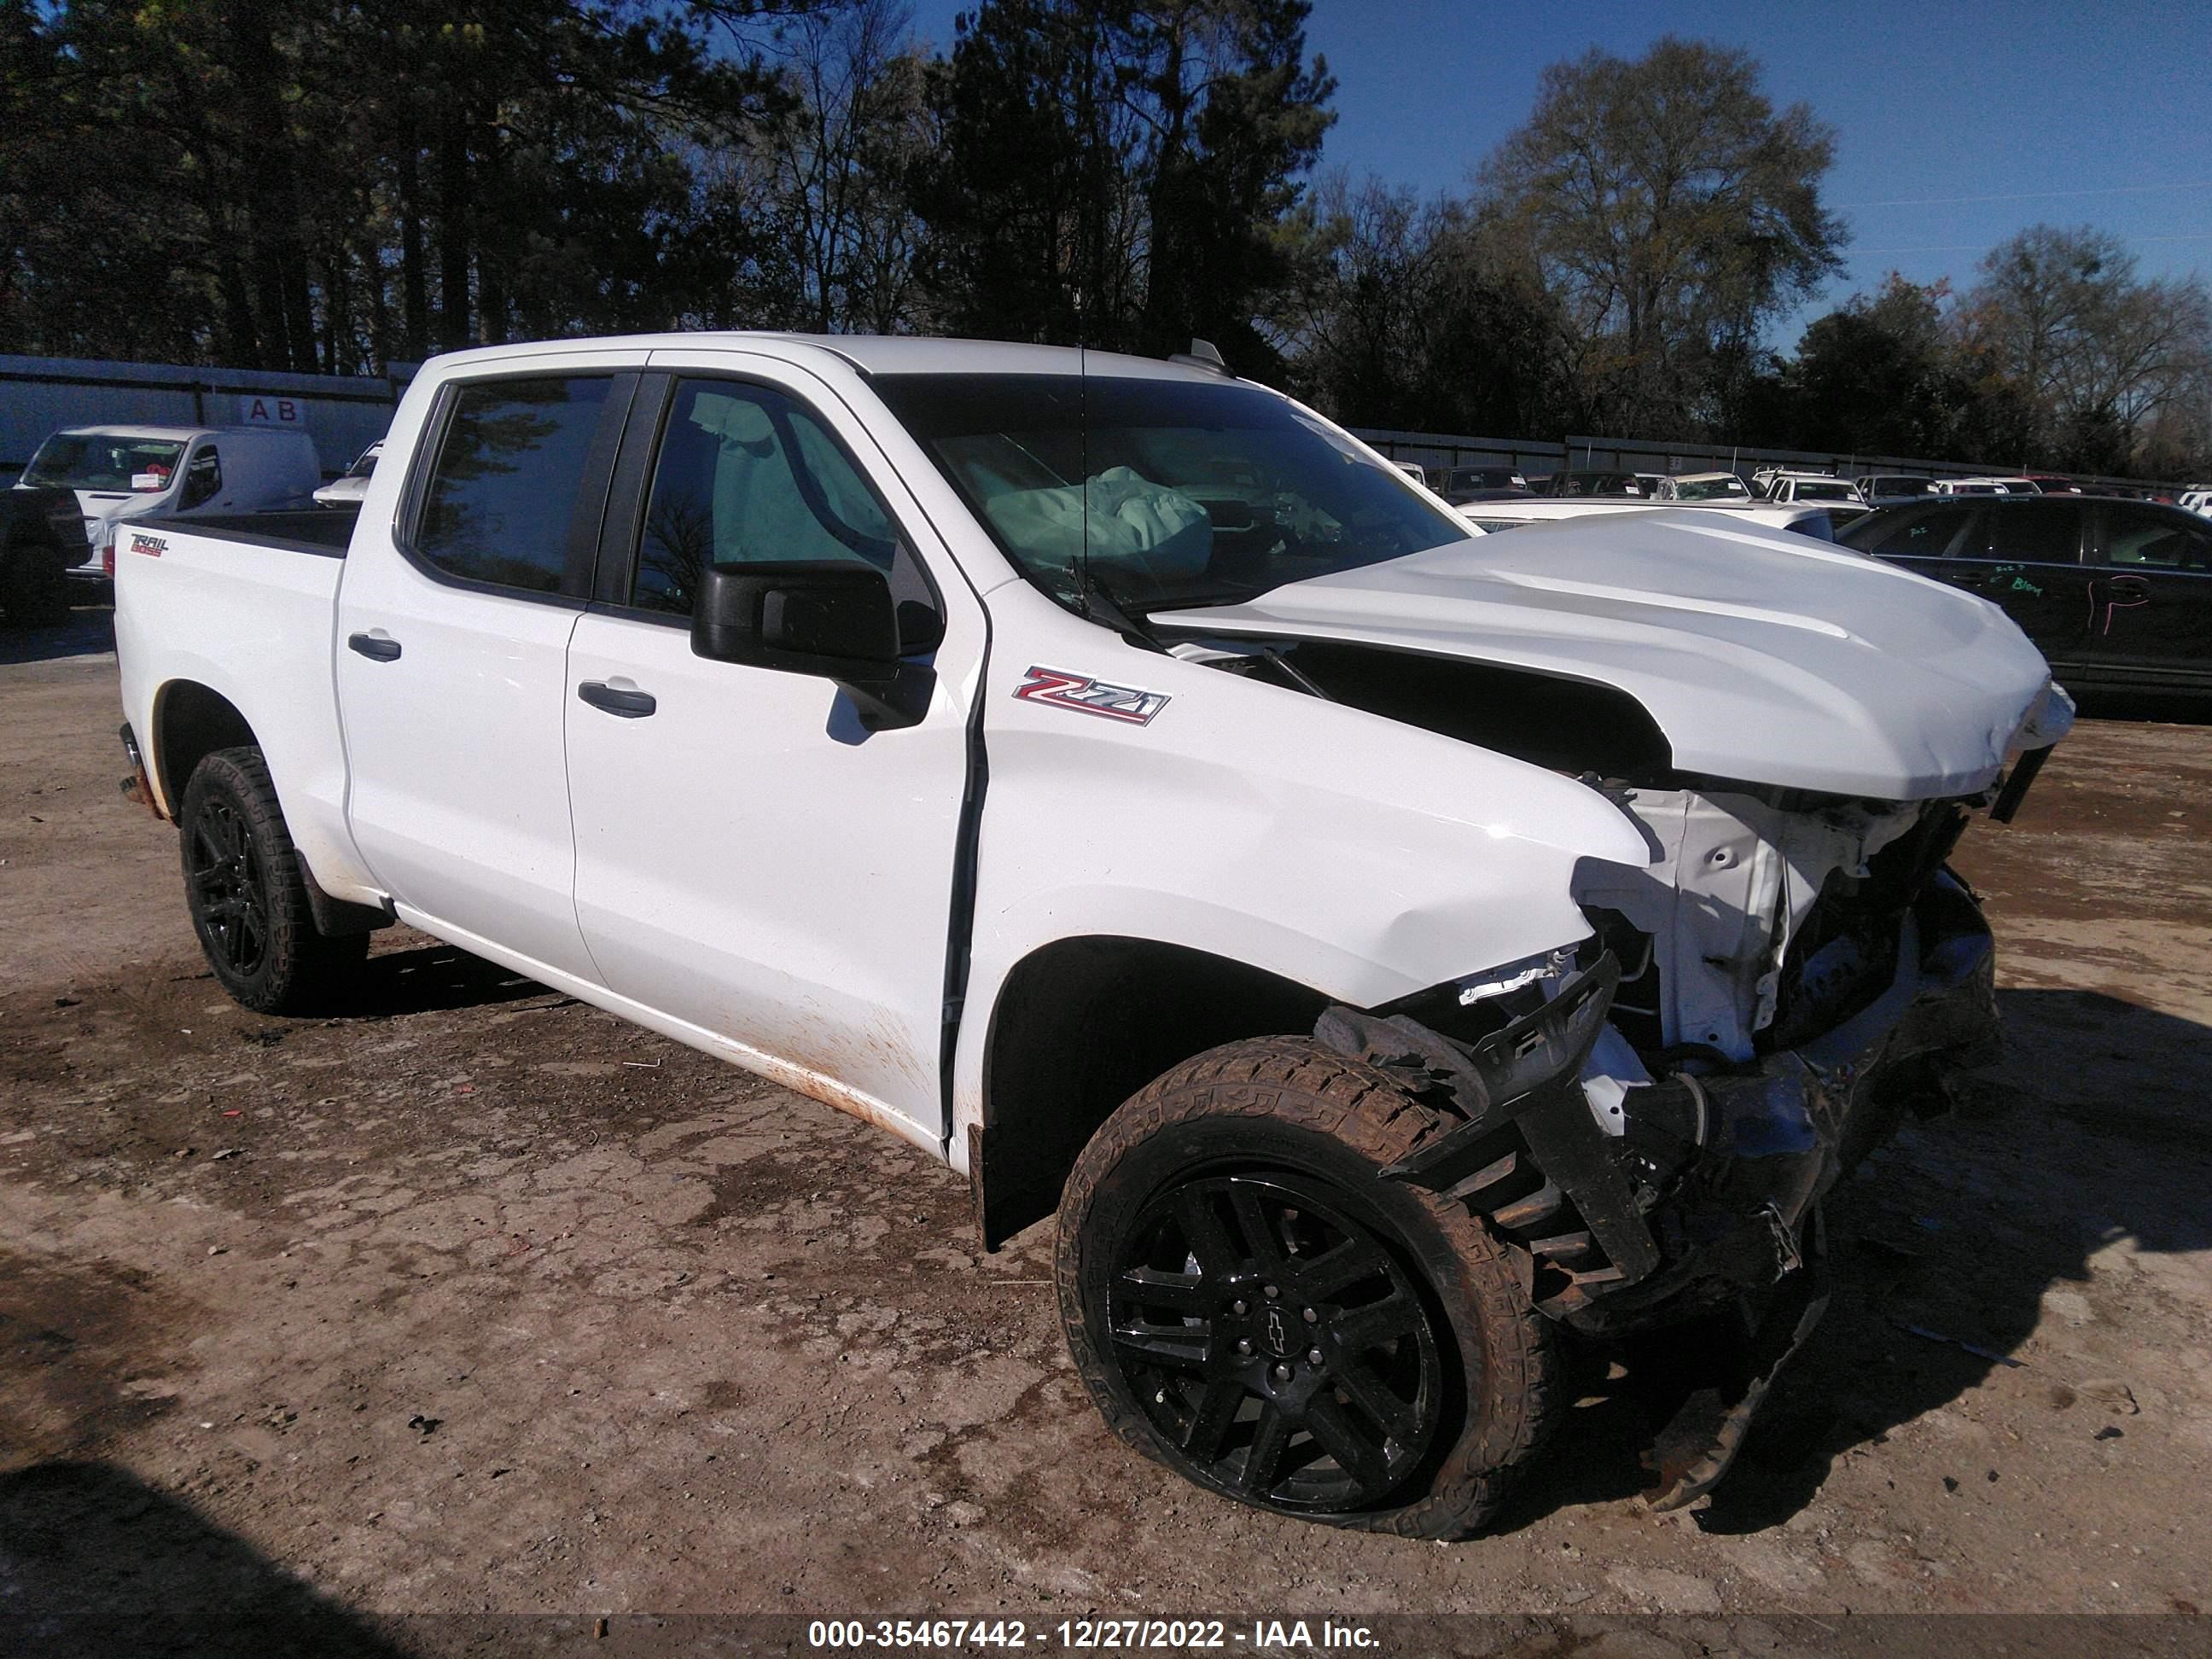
(1057, 1037), (1559, 1538)
(2, 550), (71, 629)
(179, 747), (369, 1015)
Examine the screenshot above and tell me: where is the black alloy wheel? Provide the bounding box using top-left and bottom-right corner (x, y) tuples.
(185, 793), (271, 979)
(1058, 1038), (1560, 1538)
(1107, 1170), (1446, 1513)
(178, 747), (369, 1015)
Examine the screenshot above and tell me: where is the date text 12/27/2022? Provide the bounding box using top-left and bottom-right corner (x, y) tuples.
(806, 1618), (1378, 1650)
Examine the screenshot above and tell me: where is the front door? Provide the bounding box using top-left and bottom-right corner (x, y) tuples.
(337, 360), (637, 980)
(2082, 503), (2212, 690)
(1869, 500), (2093, 672)
(1955, 499), (2094, 672)
(563, 358), (982, 1144)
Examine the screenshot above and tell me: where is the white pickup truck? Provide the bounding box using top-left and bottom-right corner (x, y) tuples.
(114, 333), (2070, 1537)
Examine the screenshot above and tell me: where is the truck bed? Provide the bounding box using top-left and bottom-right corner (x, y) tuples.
(112, 511), (375, 905)
(144, 505), (361, 556)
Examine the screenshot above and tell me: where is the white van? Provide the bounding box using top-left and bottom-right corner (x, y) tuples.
(15, 425), (322, 583)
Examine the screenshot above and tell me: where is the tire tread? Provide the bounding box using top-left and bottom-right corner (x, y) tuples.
(1057, 1036), (1559, 1540)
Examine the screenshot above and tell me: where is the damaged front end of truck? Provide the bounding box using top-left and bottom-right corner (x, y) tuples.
(1145, 513), (2076, 1509)
(1310, 768), (2044, 1510)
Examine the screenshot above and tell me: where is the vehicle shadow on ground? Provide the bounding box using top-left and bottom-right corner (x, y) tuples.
(325, 940), (561, 1021)
(0, 1461), (409, 1657)
(0, 603), (114, 667)
(1491, 986), (2212, 1534)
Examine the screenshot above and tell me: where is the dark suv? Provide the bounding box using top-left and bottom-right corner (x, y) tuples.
(1839, 495), (2210, 692)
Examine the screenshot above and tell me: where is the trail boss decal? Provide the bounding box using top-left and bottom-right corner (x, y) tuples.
(1012, 666), (1171, 725)
(129, 533), (167, 558)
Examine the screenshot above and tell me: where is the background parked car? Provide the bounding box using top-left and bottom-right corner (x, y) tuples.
(1442, 464), (1528, 495)
(1459, 496), (1853, 542)
(15, 424), (322, 584)
(1656, 471), (1751, 501)
(313, 439), (384, 508)
(1756, 470), (1860, 505)
(1855, 473), (1937, 503)
(1547, 469), (1650, 497)
(1447, 486), (1541, 505)
(1941, 475), (2048, 495)
(1842, 495), (2210, 693)
(0, 486), (86, 626)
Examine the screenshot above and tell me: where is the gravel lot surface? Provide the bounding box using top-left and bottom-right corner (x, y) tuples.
(3, 609), (2209, 1654)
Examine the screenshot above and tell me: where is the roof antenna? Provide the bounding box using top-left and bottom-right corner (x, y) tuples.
(1077, 301), (1092, 622)
(1169, 337), (1229, 375)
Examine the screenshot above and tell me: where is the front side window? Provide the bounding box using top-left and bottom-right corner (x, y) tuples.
(2100, 504), (2212, 570)
(632, 379), (906, 620)
(414, 376), (614, 594)
(181, 447), (222, 510)
(872, 374), (1471, 614)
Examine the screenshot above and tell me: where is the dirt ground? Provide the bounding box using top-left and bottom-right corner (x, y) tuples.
(3, 608), (2210, 1653)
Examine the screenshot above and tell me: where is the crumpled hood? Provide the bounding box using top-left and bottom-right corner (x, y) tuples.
(1151, 510), (2066, 799)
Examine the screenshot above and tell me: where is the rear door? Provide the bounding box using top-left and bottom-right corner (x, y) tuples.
(337, 357), (637, 980)
(2081, 502), (2212, 690)
(1957, 499), (2094, 670)
(1860, 499), (2090, 669)
(562, 356), (984, 1145)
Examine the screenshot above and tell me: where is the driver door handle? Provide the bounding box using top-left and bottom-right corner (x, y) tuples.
(347, 632), (402, 661)
(577, 681), (657, 719)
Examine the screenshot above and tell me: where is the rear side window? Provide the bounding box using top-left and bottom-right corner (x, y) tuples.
(1975, 502), (2081, 563)
(414, 376), (616, 594)
(1842, 504), (1977, 557)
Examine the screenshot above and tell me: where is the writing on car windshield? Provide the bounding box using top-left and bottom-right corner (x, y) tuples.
(870, 374), (1470, 614)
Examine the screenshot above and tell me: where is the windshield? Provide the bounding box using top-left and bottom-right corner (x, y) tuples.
(23, 434), (185, 492)
(871, 374), (1472, 613)
(1672, 475), (1749, 500)
(1796, 480), (1858, 501)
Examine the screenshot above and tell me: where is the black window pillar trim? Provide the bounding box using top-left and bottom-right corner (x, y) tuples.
(593, 372), (676, 607)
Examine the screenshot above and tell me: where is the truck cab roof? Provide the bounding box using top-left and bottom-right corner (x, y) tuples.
(418, 331), (1237, 386)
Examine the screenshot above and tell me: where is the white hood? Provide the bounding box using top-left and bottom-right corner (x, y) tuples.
(1151, 510), (2065, 800)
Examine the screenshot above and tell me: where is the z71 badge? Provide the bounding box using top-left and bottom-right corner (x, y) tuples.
(1013, 666), (1171, 725)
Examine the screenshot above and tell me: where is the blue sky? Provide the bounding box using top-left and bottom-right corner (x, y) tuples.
(899, 0), (2212, 348)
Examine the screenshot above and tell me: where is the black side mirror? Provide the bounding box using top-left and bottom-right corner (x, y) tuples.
(691, 561), (933, 731)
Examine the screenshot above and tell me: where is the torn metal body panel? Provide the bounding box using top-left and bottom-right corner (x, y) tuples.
(1574, 787), (1936, 1062)
(1320, 847), (2001, 1508)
